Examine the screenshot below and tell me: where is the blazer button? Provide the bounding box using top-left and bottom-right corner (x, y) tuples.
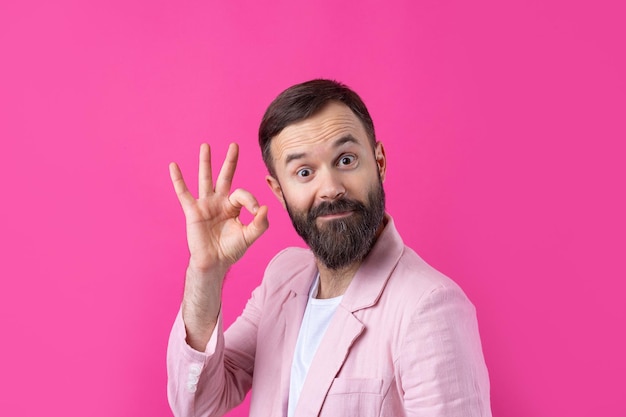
(189, 364), (202, 376)
(186, 381), (198, 393)
(188, 373), (200, 384)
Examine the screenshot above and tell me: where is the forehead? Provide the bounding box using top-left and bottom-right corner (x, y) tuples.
(270, 101), (370, 164)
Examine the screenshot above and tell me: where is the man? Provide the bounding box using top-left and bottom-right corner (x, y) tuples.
(167, 79), (492, 416)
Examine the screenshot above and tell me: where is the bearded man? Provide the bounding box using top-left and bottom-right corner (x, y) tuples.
(166, 79), (492, 417)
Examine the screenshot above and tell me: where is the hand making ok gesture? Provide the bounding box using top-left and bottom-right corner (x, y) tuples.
(169, 143), (269, 349)
(169, 143), (269, 274)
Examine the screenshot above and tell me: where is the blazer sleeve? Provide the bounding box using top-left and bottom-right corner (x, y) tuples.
(166, 280), (267, 417)
(397, 286), (492, 417)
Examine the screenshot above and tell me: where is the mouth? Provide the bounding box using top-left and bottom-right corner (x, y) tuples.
(316, 211), (353, 221)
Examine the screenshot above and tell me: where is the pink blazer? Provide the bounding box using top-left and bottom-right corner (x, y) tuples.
(167, 216), (491, 416)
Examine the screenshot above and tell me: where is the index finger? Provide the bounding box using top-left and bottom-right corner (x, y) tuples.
(215, 143), (239, 195)
(169, 162), (195, 208)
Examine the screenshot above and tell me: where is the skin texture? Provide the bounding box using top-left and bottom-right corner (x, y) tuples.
(170, 101), (386, 350)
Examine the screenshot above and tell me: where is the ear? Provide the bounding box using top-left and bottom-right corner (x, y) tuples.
(374, 141), (387, 182)
(266, 175), (286, 209)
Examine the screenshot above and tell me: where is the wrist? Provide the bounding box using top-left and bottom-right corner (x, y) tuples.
(182, 264), (224, 320)
(187, 256), (230, 278)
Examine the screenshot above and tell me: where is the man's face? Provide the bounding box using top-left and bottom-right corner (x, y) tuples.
(266, 102), (387, 270)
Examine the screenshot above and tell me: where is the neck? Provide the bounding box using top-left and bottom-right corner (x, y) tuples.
(315, 261), (361, 299)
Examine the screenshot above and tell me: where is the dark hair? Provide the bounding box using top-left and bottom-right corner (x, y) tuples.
(258, 79), (376, 175)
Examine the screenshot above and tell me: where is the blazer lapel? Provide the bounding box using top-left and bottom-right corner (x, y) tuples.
(293, 306), (364, 416)
(277, 262), (318, 416)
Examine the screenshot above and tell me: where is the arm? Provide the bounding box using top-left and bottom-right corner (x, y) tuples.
(398, 287), (492, 417)
(166, 143), (269, 416)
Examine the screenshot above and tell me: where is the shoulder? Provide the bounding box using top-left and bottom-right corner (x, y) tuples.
(386, 245), (474, 311)
(260, 246), (316, 292)
(383, 248), (480, 355)
(369, 214), (467, 300)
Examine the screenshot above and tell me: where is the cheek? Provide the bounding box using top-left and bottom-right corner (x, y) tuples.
(348, 172), (377, 195)
(282, 185), (316, 212)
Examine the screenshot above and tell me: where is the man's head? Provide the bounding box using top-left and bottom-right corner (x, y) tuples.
(259, 80), (387, 270)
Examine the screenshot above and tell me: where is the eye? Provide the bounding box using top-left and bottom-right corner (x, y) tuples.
(338, 154), (356, 166)
(297, 168), (312, 178)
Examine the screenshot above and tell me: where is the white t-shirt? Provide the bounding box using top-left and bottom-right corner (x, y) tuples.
(287, 276), (343, 417)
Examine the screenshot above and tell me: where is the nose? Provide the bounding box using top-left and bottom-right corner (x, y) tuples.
(318, 169), (346, 201)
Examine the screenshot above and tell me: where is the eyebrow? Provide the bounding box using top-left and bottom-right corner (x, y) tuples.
(284, 135), (359, 166)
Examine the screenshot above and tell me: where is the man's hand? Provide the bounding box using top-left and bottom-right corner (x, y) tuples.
(169, 143), (269, 350)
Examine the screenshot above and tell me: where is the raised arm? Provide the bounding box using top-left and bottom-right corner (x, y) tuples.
(169, 143), (269, 351)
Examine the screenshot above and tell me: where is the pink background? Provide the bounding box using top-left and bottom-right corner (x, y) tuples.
(1, 1), (624, 416)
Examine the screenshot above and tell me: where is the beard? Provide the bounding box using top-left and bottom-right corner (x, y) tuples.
(285, 181), (386, 270)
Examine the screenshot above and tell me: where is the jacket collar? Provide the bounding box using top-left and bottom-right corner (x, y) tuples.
(341, 213), (405, 312)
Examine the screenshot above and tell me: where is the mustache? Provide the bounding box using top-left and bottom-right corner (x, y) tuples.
(308, 197), (366, 221)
